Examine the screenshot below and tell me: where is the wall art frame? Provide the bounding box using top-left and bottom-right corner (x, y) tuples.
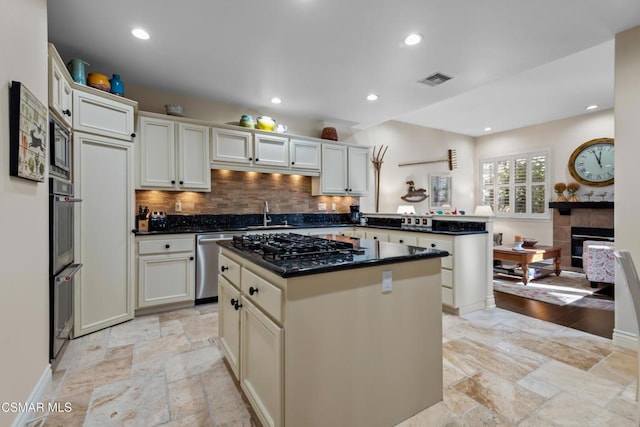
(429, 174), (452, 210)
(9, 80), (48, 182)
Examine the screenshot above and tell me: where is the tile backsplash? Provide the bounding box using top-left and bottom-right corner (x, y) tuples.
(135, 170), (358, 215)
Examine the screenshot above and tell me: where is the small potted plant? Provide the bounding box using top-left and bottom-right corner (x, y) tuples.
(554, 182), (567, 202)
(567, 182), (580, 202)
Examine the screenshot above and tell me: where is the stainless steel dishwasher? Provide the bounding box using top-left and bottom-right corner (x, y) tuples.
(195, 232), (245, 304)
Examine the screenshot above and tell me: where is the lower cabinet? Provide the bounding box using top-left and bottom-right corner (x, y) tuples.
(240, 298), (284, 427)
(136, 235), (195, 309)
(218, 254), (283, 427)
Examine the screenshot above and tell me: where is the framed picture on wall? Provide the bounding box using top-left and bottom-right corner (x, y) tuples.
(429, 174), (452, 210)
(9, 81), (48, 182)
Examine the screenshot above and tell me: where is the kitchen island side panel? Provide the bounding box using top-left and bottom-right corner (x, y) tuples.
(284, 259), (443, 427)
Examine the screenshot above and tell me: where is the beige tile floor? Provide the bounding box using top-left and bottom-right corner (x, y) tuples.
(29, 304), (638, 426)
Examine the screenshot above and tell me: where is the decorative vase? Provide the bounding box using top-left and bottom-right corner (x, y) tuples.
(256, 116), (275, 131)
(239, 114), (255, 128)
(555, 191), (567, 202)
(109, 74), (124, 96)
(67, 58), (88, 85)
(568, 192), (579, 202)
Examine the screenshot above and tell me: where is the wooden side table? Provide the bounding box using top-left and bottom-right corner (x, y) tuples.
(493, 245), (562, 284)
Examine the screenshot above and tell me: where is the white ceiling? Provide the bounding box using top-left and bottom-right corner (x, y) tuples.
(47, 1), (640, 137)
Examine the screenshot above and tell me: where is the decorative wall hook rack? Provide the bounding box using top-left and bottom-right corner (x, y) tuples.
(371, 145), (388, 212)
(398, 149), (457, 170)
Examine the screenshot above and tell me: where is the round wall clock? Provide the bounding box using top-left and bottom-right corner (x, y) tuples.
(568, 138), (614, 187)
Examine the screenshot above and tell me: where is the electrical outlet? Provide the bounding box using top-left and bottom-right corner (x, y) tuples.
(318, 203), (327, 211)
(382, 270), (392, 292)
(175, 200), (182, 212)
(331, 203), (336, 211)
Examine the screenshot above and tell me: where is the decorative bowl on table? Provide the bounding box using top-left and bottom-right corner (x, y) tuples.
(522, 238), (538, 248)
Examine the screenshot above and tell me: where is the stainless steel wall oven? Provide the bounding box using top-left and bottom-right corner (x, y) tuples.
(49, 177), (82, 360)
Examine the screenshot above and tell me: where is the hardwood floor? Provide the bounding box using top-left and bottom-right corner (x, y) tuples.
(494, 285), (615, 339)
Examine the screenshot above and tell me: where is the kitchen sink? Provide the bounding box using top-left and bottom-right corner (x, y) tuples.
(246, 224), (296, 230)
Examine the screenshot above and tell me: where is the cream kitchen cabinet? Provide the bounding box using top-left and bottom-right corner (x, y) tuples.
(311, 143), (369, 196)
(211, 127), (253, 165)
(136, 235), (196, 310)
(365, 230), (389, 242)
(289, 138), (321, 172)
(137, 114), (211, 191)
(388, 232), (418, 246)
(48, 44), (73, 126)
(211, 127), (290, 168)
(73, 131), (135, 337)
(218, 251), (283, 427)
(417, 233), (486, 315)
(73, 88), (136, 141)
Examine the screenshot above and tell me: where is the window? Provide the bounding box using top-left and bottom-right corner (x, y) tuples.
(480, 151), (549, 218)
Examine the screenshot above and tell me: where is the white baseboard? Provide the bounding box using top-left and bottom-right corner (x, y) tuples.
(11, 364), (51, 427)
(612, 328), (638, 351)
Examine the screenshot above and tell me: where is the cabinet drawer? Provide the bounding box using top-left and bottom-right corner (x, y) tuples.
(441, 268), (453, 288)
(219, 253), (241, 286)
(241, 268), (283, 323)
(442, 286), (454, 306)
(441, 255), (453, 270)
(138, 238), (194, 255)
(417, 237), (453, 254)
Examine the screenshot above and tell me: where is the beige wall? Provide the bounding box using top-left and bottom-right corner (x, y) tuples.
(614, 25), (640, 343)
(126, 85), (344, 140)
(0, 0), (50, 425)
(475, 109), (615, 245)
(348, 121), (477, 215)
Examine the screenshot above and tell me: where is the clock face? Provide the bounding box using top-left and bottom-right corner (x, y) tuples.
(568, 138), (614, 187)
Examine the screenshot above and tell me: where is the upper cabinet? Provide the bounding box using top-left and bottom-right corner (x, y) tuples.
(48, 44), (73, 127)
(289, 138), (321, 172)
(73, 89), (136, 141)
(312, 143), (369, 196)
(137, 114), (211, 192)
(211, 126), (321, 176)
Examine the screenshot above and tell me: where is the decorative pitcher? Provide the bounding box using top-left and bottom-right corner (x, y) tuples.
(67, 58), (88, 85)
(109, 74), (124, 96)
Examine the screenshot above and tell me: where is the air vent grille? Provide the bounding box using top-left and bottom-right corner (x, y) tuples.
(418, 72), (453, 87)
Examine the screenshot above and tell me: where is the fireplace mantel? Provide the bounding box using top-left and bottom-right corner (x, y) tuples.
(549, 201), (614, 215)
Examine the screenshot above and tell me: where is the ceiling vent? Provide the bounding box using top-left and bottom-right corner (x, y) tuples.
(418, 72), (453, 87)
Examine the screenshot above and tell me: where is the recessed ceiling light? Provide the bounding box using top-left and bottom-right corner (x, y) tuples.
(270, 97), (282, 104)
(484, 127), (492, 132)
(132, 28), (150, 40)
(585, 104), (599, 110)
(403, 33), (423, 46)
(366, 94), (378, 101)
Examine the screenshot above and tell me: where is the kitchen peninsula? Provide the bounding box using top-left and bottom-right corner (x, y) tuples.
(217, 233), (447, 427)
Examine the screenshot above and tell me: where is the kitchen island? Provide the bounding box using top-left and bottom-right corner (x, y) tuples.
(217, 233), (447, 427)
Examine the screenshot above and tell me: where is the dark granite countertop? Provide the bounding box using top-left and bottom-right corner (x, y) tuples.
(218, 233), (448, 278)
(359, 224), (488, 236)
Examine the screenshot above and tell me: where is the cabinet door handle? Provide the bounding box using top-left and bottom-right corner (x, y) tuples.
(345, 188), (349, 192)
(179, 180), (184, 185)
(249, 286), (259, 295)
(291, 161), (295, 165)
(233, 300), (242, 310)
(131, 132), (136, 138)
(248, 157), (253, 161)
(63, 109), (71, 116)
(171, 180), (176, 185)
(165, 244), (170, 249)
(189, 256), (194, 261)
(230, 298), (237, 306)
(349, 188), (352, 192)
(431, 243), (436, 248)
(373, 236), (378, 240)
(221, 266), (228, 272)
(255, 158), (259, 162)
(399, 240), (404, 243)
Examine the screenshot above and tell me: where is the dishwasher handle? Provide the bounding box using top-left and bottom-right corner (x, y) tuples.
(197, 236), (237, 244)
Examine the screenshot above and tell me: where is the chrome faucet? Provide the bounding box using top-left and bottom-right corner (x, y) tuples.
(263, 201), (272, 226)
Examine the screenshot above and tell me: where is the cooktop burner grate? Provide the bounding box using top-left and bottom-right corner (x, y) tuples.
(232, 233), (359, 261)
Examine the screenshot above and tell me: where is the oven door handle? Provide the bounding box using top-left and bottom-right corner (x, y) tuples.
(54, 195), (83, 203)
(55, 263), (83, 282)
